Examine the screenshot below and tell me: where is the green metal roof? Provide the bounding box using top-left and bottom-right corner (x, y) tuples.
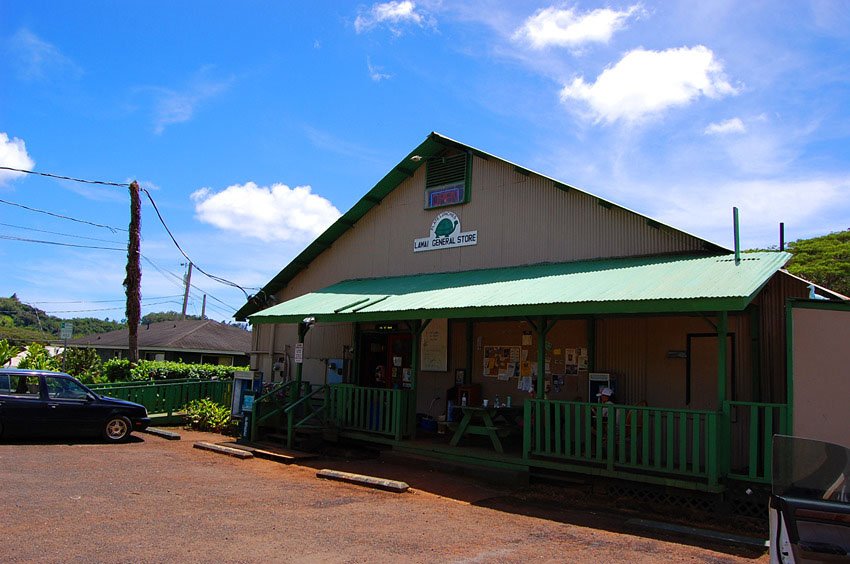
(235, 132), (728, 320)
(248, 252), (790, 324)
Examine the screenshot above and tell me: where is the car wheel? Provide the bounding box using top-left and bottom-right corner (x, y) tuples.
(103, 416), (132, 443)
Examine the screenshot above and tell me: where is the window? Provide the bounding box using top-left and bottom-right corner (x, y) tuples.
(45, 376), (89, 400)
(1, 374), (40, 397)
(424, 152), (470, 209)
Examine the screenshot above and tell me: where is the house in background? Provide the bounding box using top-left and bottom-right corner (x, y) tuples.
(69, 319), (251, 366)
(236, 132), (849, 500)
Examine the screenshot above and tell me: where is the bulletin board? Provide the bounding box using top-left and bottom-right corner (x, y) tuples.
(419, 318), (448, 372)
(483, 346), (521, 379)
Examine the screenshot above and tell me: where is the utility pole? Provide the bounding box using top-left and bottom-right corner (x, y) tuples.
(125, 181), (142, 364)
(181, 261), (193, 319)
(201, 294), (207, 318)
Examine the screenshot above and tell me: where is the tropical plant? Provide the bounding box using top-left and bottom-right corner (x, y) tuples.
(17, 342), (60, 371)
(61, 347), (105, 383)
(0, 338), (21, 366)
(183, 398), (235, 433)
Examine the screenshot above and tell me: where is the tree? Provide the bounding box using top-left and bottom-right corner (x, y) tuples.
(785, 230), (850, 297)
(141, 311), (203, 324)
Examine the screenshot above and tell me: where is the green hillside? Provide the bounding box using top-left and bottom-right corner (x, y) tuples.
(784, 230), (850, 297)
(0, 295), (125, 344)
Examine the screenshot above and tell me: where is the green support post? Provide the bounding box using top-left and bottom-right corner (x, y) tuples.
(535, 317), (554, 398)
(717, 311), (731, 479)
(587, 316), (596, 373)
(288, 319), (313, 448)
(408, 319), (429, 439)
(466, 320), (474, 385)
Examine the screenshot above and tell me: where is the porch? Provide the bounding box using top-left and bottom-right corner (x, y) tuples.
(251, 382), (788, 493)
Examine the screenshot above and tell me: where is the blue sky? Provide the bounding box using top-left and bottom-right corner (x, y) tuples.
(1, 1), (849, 323)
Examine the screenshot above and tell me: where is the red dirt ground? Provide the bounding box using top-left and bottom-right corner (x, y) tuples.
(0, 429), (769, 563)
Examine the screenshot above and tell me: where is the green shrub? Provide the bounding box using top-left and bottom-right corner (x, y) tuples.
(17, 343), (60, 371)
(183, 398), (235, 433)
(95, 359), (247, 383)
(61, 347), (105, 384)
(103, 358), (132, 382)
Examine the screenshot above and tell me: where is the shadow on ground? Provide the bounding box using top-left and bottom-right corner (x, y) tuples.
(293, 444), (768, 560)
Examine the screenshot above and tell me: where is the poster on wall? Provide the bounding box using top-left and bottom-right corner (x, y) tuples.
(565, 348), (578, 375)
(419, 318), (448, 371)
(483, 346), (521, 378)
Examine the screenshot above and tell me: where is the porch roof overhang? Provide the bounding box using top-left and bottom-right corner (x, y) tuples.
(248, 252), (791, 325)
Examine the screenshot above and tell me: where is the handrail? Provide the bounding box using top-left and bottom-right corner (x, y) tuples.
(283, 384), (325, 414)
(284, 384), (328, 447)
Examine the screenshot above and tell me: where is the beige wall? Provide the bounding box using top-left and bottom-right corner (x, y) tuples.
(791, 306), (850, 449)
(278, 155), (709, 302)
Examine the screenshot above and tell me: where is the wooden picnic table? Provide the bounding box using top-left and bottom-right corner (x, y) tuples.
(448, 405), (522, 453)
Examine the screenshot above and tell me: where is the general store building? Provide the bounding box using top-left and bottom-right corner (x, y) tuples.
(236, 133), (850, 495)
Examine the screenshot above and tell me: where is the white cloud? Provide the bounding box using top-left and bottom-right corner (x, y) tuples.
(191, 182), (342, 243)
(514, 4), (642, 50)
(560, 46), (738, 124)
(355, 1), (432, 35)
(705, 117), (746, 135)
(8, 28), (82, 81)
(0, 133), (35, 186)
(149, 67), (233, 134)
(366, 57), (392, 81)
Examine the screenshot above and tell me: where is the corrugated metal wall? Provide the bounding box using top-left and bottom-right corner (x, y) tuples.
(595, 314), (751, 408)
(280, 155), (711, 301)
(752, 272), (809, 402)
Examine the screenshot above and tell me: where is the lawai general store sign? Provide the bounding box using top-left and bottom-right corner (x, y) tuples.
(413, 211), (478, 253)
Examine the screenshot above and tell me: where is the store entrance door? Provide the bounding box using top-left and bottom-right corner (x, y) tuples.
(359, 332), (413, 389)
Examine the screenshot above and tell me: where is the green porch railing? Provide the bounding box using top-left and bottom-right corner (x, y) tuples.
(250, 380), (311, 442)
(327, 384), (410, 440)
(89, 379), (233, 424)
(525, 400), (719, 485)
(727, 401), (789, 484)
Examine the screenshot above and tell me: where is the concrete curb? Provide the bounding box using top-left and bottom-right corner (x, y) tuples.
(143, 428), (181, 440)
(193, 441), (254, 459)
(316, 469), (409, 493)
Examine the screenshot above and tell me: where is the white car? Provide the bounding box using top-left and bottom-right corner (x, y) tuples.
(770, 435), (850, 562)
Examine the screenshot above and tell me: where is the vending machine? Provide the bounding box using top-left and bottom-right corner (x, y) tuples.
(588, 372), (615, 401)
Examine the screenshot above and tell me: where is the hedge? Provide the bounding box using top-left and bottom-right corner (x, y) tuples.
(101, 358), (248, 382)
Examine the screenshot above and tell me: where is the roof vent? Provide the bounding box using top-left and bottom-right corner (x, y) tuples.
(424, 153), (470, 209)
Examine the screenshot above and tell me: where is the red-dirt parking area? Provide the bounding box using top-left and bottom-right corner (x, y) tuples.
(0, 429), (770, 563)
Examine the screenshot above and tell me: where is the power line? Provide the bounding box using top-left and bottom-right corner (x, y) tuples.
(0, 198), (126, 233)
(141, 255), (237, 311)
(140, 188), (249, 299)
(28, 295), (182, 305)
(3, 165), (250, 304)
(0, 165), (127, 188)
(43, 299), (183, 314)
(0, 234), (125, 251)
(0, 222), (125, 244)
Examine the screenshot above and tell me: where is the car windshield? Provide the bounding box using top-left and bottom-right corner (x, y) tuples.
(773, 434), (850, 504)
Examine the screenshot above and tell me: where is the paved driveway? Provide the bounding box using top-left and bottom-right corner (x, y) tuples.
(0, 430), (768, 563)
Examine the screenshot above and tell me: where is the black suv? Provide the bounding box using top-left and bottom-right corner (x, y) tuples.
(0, 368), (150, 442)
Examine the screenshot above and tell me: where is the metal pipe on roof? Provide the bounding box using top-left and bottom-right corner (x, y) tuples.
(733, 208), (741, 265)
